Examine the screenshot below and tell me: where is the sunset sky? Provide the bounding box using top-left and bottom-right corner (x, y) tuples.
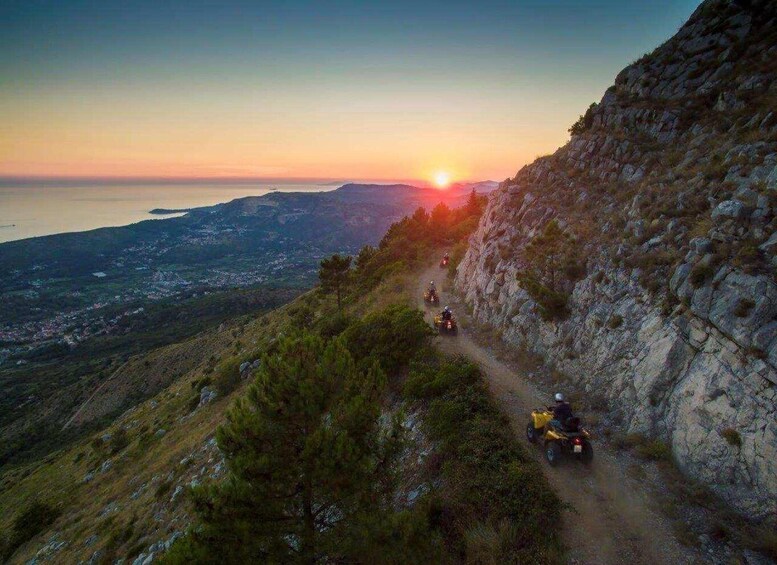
(1, 0), (700, 183)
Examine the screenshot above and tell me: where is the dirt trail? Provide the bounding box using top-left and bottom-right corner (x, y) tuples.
(418, 265), (697, 565)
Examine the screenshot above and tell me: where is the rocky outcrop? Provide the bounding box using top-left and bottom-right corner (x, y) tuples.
(456, 0), (777, 521)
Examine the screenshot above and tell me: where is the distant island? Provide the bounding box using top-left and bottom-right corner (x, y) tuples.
(148, 208), (192, 215)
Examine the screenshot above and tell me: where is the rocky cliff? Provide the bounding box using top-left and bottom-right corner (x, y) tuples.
(456, 0), (777, 521)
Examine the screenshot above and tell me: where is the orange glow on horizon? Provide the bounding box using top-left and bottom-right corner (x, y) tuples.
(0, 91), (569, 182)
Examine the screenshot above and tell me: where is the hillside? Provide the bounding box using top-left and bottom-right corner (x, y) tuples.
(456, 0), (776, 522)
(0, 195), (566, 564)
(0, 182), (495, 468)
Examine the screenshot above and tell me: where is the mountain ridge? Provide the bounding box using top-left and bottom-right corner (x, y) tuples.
(455, 0), (777, 521)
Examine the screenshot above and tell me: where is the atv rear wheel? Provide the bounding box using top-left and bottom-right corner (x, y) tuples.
(581, 442), (593, 465)
(545, 442), (562, 466)
(526, 422), (538, 444)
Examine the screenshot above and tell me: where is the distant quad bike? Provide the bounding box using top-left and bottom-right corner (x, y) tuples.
(439, 256), (450, 268)
(424, 288), (440, 305)
(527, 409), (593, 466)
(434, 313), (457, 335)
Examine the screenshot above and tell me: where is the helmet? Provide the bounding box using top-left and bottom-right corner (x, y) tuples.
(444, 306), (451, 312)
(430, 280), (434, 285)
(554, 392), (565, 403)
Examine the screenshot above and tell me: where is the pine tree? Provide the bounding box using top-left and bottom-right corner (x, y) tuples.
(318, 254), (352, 311)
(429, 202), (451, 241)
(164, 333), (403, 564)
(354, 245), (376, 271)
(516, 219), (582, 320)
(522, 219), (573, 292)
(465, 188), (481, 216)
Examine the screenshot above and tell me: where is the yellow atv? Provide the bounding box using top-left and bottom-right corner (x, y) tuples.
(424, 288), (440, 305)
(433, 314), (458, 335)
(527, 409), (593, 466)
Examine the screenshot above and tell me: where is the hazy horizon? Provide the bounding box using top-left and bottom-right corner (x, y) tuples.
(0, 177), (498, 243)
(0, 175), (491, 187)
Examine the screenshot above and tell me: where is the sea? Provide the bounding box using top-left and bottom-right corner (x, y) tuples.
(0, 180), (340, 243)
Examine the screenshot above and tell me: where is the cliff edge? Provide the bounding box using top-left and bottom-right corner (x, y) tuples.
(456, 0), (777, 521)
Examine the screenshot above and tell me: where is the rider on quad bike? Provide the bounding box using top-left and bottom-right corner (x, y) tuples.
(424, 281), (439, 304)
(527, 392), (592, 466)
(434, 306), (457, 334)
(440, 252), (450, 268)
(549, 392), (574, 431)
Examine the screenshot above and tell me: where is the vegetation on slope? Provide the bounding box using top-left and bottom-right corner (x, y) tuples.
(164, 309), (562, 564)
(1, 189), (561, 563)
(162, 190), (561, 563)
(0, 285), (301, 467)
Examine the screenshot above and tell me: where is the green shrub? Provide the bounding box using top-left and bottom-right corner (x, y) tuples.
(90, 436), (105, 455)
(721, 428), (741, 447)
(635, 440), (671, 461)
(287, 303), (316, 329)
(191, 376), (212, 390)
(689, 262), (714, 286)
(607, 314), (623, 329)
(314, 311), (352, 338)
(342, 304), (433, 376)
(516, 275), (568, 321)
(733, 298), (755, 317)
(109, 428), (130, 454)
(611, 432), (647, 450)
(1, 501), (61, 561)
(673, 522), (699, 547)
(746, 525), (777, 560)
(187, 394), (201, 413)
(447, 240), (469, 279)
(155, 479), (173, 499)
(212, 357), (241, 396)
(569, 103), (597, 136)
(405, 357), (562, 562)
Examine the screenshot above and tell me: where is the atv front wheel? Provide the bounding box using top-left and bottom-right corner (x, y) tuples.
(545, 442), (562, 467)
(526, 423), (538, 444)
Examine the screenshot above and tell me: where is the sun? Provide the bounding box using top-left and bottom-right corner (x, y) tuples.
(433, 171), (451, 189)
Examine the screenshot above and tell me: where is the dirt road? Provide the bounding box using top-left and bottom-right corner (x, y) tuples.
(418, 265), (697, 565)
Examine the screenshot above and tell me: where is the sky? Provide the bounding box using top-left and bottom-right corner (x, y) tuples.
(0, 0), (701, 184)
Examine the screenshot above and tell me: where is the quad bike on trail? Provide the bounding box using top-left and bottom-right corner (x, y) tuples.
(424, 288), (440, 305)
(527, 409), (593, 466)
(439, 256), (450, 268)
(434, 313), (457, 335)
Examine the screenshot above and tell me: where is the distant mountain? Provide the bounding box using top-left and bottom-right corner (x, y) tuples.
(0, 181), (496, 471)
(0, 181), (496, 337)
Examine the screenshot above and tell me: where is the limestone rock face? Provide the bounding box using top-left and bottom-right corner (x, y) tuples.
(456, 0), (777, 521)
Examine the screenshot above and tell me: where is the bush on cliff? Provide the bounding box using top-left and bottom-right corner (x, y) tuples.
(516, 274), (569, 321)
(404, 357), (563, 563)
(1, 501), (61, 561)
(568, 102), (597, 136)
(342, 304), (434, 376)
